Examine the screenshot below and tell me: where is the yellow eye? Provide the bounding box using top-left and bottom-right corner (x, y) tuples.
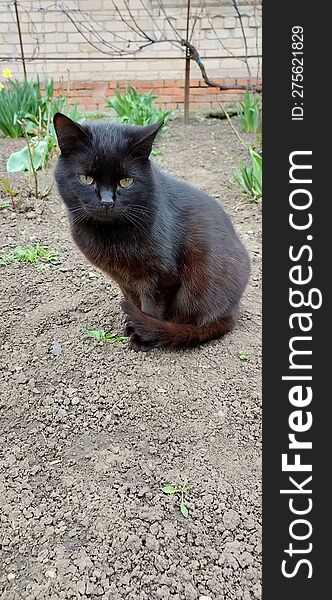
(78, 174), (94, 185)
(119, 177), (134, 188)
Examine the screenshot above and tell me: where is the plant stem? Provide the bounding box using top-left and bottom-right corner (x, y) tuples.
(25, 136), (38, 198)
(219, 100), (248, 152)
(19, 119), (39, 198)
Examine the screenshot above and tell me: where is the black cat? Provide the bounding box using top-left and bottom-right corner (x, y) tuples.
(53, 113), (250, 351)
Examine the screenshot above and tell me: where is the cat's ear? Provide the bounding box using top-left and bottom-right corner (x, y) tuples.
(53, 113), (90, 155)
(132, 121), (164, 158)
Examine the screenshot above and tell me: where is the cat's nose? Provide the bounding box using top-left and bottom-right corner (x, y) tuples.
(100, 191), (114, 208)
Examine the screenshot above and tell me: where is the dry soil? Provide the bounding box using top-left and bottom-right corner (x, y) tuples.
(0, 116), (261, 600)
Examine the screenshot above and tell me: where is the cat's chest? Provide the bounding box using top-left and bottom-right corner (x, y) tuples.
(72, 222), (155, 281)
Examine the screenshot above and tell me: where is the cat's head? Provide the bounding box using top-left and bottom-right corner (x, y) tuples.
(53, 113), (163, 223)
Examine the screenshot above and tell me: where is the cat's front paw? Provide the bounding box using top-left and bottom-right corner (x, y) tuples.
(124, 319), (135, 337)
(128, 333), (152, 352)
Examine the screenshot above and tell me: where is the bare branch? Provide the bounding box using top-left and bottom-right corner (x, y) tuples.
(199, 0), (239, 63)
(181, 39), (261, 92)
(231, 0), (251, 79)
(155, 0), (182, 41)
(122, 0), (155, 42)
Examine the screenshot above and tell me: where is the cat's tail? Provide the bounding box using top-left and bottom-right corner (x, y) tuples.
(122, 299), (238, 349)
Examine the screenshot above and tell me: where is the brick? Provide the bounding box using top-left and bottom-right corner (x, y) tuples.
(249, 16), (262, 27)
(56, 44), (80, 54)
(196, 18), (209, 30)
(129, 80), (153, 89)
(72, 97), (100, 105)
(155, 95), (176, 103)
(224, 17), (236, 28)
(207, 28), (230, 41)
(157, 86), (181, 96)
(52, 33), (67, 43)
(205, 39), (225, 50)
(88, 81), (108, 90)
(163, 102), (178, 109)
(231, 26), (257, 39)
(211, 16), (224, 29)
(164, 79), (183, 88)
(79, 0), (103, 9)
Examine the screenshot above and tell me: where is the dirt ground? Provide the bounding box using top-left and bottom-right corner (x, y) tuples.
(0, 116), (261, 600)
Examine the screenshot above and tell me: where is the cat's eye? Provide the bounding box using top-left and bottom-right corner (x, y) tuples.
(78, 174), (94, 185)
(119, 177), (134, 188)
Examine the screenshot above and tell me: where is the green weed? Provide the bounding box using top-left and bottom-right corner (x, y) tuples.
(85, 329), (129, 343)
(239, 352), (251, 361)
(237, 91), (262, 134)
(234, 147), (262, 201)
(108, 86), (172, 129)
(0, 244), (59, 266)
(161, 484), (190, 518)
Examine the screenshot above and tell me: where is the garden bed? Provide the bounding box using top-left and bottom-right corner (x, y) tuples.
(0, 117), (261, 600)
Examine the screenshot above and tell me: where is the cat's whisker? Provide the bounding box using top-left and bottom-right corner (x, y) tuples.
(122, 212), (149, 236)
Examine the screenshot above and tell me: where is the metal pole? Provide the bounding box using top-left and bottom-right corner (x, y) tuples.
(13, 0), (27, 79)
(184, 0), (191, 124)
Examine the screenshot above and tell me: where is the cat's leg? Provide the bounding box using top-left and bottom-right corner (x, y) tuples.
(140, 274), (179, 319)
(126, 288), (163, 351)
(123, 276), (179, 351)
(136, 278), (166, 319)
(140, 294), (165, 319)
(118, 284), (139, 337)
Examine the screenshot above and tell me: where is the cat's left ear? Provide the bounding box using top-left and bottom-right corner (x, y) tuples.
(132, 121), (164, 158)
(53, 113), (90, 155)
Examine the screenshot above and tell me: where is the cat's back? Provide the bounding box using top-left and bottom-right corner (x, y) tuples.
(152, 163), (250, 282)
(153, 163), (236, 233)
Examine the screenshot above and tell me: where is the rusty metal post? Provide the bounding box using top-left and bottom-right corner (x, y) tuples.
(183, 0), (191, 124)
(13, 0), (27, 79)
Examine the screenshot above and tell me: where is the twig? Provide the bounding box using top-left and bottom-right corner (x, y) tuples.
(231, 0), (251, 79)
(218, 101), (248, 152)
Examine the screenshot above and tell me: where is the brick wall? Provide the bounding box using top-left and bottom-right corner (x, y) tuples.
(63, 78), (256, 112)
(0, 0), (261, 111)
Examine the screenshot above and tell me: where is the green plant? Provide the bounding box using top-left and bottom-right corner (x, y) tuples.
(85, 329), (129, 343)
(0, 176), (19, 210)
(6, 99), (80, 197)
(7, 137), (49, 173)
(161, 484), (190, 518)
(0, 200), (9, 210)
(0, 77), (51, 138)
(234, 147), (262, 201)
(0, 244), (59, 267)
(239, 352), (251, 361)
(0, 76), (82, 139)
(237, 91), (261, 134)
(108, 86), (172, 128)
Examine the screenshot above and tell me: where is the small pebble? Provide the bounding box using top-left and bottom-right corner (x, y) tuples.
(51, 341), (62, 357)
(45, 569), (56, 578)
(57, 408), (68, 418)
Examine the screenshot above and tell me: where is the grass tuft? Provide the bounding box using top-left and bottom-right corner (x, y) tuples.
(85, 329), (129, 343)
(234, 147), (262, 201)
(0, 244), (59, 266)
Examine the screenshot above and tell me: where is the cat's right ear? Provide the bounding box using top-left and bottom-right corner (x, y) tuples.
(53, 113), (90, 155)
